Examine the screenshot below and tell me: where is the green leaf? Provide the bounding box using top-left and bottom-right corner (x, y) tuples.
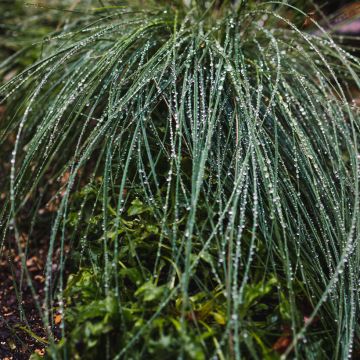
(135, 281), (167, 302)
(127, 198), (151, 216)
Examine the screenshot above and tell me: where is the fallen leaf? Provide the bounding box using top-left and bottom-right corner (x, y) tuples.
(54, 314), (62, 325)
(34, 348), (45, 356)
(272, 335), (291, 353)
(333, 3), (360, 24)
(34, 275), (45, 283)
(303, 10), (320, 28)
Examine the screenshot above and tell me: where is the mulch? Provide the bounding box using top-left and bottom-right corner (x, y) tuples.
(0, 222), (65, 360)
(0, 240), (48, 359)
(0, 110), (61, 359)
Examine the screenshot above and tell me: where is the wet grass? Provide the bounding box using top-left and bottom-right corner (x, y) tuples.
(1, 1), (360, 359)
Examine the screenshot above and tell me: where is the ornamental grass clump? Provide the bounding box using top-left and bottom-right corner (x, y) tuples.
(0, 0), (360, 358)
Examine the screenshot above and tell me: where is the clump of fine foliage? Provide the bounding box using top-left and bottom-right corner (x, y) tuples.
(1, 0), (360, 359)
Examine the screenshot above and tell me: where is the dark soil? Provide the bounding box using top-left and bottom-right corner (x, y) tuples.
(0, 112), (61, 359)
(0, 238), (48, 359)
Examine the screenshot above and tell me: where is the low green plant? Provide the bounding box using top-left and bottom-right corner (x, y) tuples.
(39, 185), (290, 359)
(1, 0), (360, 358)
